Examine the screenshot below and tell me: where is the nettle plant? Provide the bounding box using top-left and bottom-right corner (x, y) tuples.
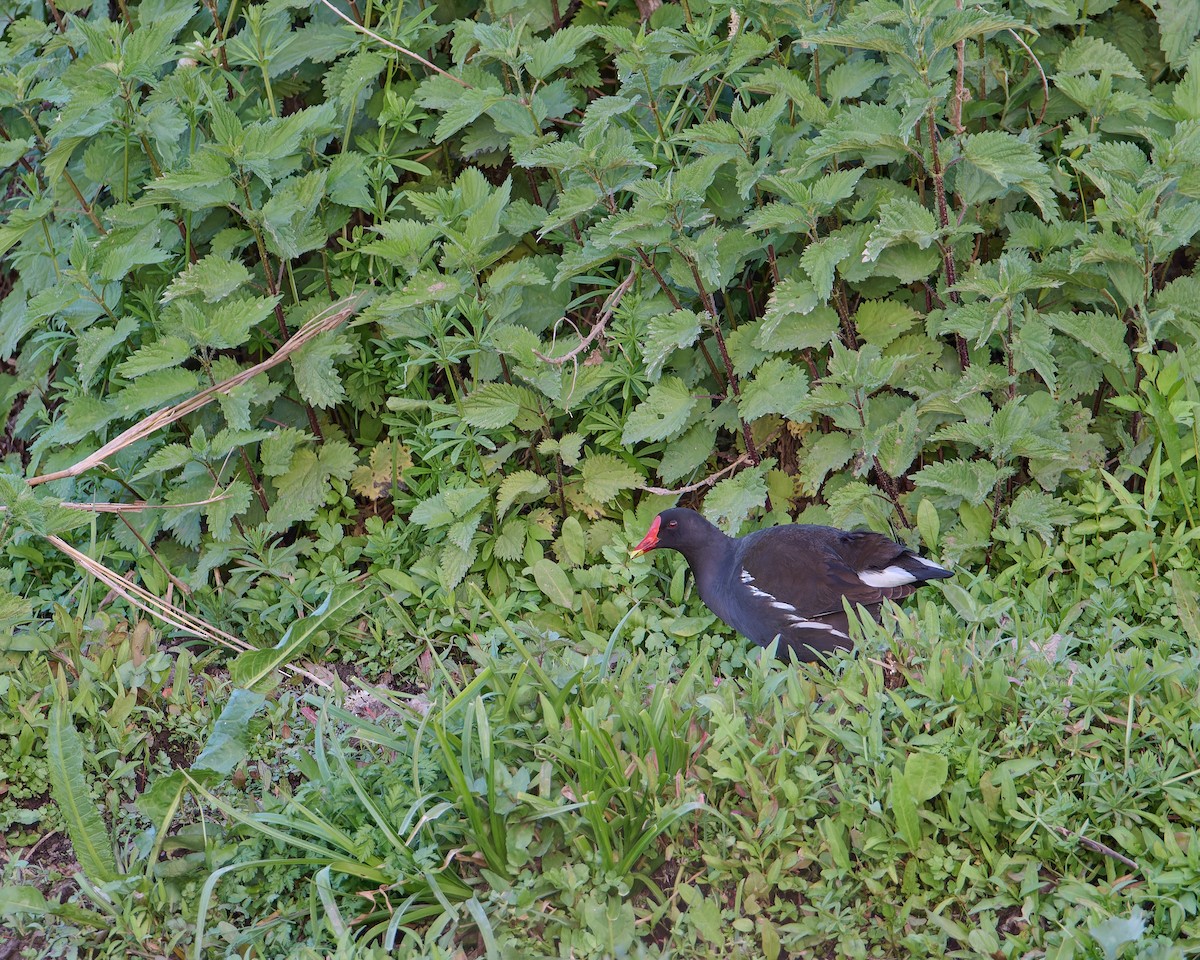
(1, 0), (1199, 633)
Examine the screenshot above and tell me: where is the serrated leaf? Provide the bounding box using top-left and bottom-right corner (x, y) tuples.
(644, 310), (703, 380)
(76, 317), (139, 389)
(1043, 311), (1132, 374)
(115, 336), (193, 379)
(497, 470), (550, 519)
(961, 132), (1056, 219)
(293, 332), (353, 409)
(206, 481), (253, 540)
(161, 255), (251, 303)
(462, 383), (541, 430)
(659, 422), (717, 484)
(863, 197), (939, 262)
(267, 442), (356, 529)
(703, 466), (768, 534)
(855, 299), (919, 348)
(351, 439), (413, 500)
(800, 235), (853, 301)
(739, 359), (809, 421)
(622, 377), (697, 444)
(580, 454), (641, 504)
(913, 459), (1012, 506)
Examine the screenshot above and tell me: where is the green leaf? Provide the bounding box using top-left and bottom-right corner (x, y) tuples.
(191, 689), (268, 774)
(462, 383), (542, 430)
(1043, 311), (1133, 374)
(206, 481), (253, 541)
(622, 377), (697, 444)
(268, 442), (357, 529)
(890, 769), (922, 851)
(855, 299), (918, 349)
(115, 336), (193, 380)
(644, 310), (703, 380)
(580, 454), (641, 504)
(1089, 911), (1146, 960)
(293, 333), (353, 409)
(800, 235), (853, 301)
(1155, 1), (1200, 66)
(48, 677), (117, 884)
(659, 423), (717, 484)
(161, 255), (251, 303)
(497, 470), (549, 519)
(532, 558), (575, 609)
(961, 132), (1056, 219)
(230, 587), (364, 692)
(703, 465), (768, 534)
(913, 459), (1012, 506)
(904, 752), (949, 803)
(739, 359), (809, 421)
(863, 197), (939, 262)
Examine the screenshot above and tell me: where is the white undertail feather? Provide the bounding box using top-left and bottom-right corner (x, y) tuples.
(913, 555), (952, 574)
(857, 565), (920, 588)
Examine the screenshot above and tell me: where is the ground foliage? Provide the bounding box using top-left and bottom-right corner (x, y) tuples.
(3, 0), (1200, 952)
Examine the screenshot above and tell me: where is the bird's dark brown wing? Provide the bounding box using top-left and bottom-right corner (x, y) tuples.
(736, 526), (924, 621)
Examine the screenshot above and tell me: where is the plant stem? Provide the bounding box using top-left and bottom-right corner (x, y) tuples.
(926, 106), (970, 368)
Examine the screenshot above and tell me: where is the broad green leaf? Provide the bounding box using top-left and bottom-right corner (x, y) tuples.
(161, 255), (251, 303)
(192, 689), (268, 774)
(913, 459), (1012, 506)
(890, 769), (922, 851)
(855, 299), (918, 349)
(739, 359), (809, 421)
(580, 454), (641, 503)
(644, 310), (703, 380)
(1043, 311), (1133, 374)
(230, 587), (364, 691)
(863, 197), (939, 263)
(532, 558), (575, 609)
(293, 333), (353, 409)
(904, 752), (949, 802)
(622, 377), (697, 444)
(462, 383), (542, 430)
(497, 470), (549, 519)
(703, 465), (768, 533)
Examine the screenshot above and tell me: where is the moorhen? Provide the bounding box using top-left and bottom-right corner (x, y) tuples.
(630, 508), (952, 661)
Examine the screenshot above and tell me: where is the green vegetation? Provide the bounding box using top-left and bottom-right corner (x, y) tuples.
(2, 0), (1200, 953)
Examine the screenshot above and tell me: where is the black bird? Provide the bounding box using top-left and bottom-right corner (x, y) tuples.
(630, 507), (953, 661)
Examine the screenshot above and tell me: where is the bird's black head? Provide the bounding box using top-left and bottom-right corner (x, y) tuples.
(629, 507), (720, 558)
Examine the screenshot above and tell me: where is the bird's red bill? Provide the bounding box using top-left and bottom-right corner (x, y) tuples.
(629, 516), (661, 557)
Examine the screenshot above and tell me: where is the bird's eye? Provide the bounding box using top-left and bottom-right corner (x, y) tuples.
(668, 520), (678, 528)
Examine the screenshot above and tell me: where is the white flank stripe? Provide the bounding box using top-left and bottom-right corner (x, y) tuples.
(858, 565), (919, 588)
(747, 584), (774, 600)
(770, 601), (796, 612)
(786, 617), (851, 640)
(740, 569), (755, 583)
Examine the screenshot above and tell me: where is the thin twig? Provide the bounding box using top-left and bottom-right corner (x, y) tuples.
(29, 296), (365, 488)
(45, 535), (331, 688)
(317, 0), (471, 88)
(640, 451), (755, 496)
(0, 494), (231, 514)
(950, 0), (968, 134)
(1053, 825), (1139, 871)
(1008, 29), (1048, 126)
(534, 270), (637, 365)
